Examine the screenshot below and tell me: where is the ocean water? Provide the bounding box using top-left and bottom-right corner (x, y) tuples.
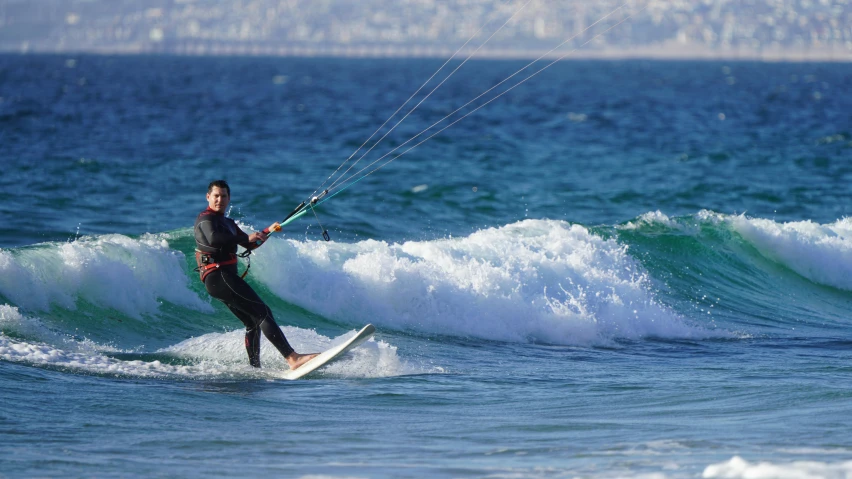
(1, 54), (852, 478)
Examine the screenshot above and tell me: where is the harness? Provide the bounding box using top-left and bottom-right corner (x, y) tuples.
(195, 251), (252, 282)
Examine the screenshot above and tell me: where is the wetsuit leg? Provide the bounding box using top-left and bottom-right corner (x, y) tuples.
(203, 270), (295, 366)
(245, 325), (261, 368)
(219, 305), (263, 367)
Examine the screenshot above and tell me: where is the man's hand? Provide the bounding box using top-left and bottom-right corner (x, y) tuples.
(248, 231), (269, 245)
(249, 223), (280, 248)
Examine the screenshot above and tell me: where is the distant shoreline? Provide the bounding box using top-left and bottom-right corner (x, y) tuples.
(3, 42), (851, 63)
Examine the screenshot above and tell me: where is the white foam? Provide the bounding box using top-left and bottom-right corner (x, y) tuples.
(0, 234), (212, 317)
(620, 210), (681, 230)
(251, 219), (706, 345)
(729, 215), (852, 291)
(0, 305), (413, 379)
(0, 303), (27, 329)
(0, 333), (238, 378)
(703, 456), (852, 479)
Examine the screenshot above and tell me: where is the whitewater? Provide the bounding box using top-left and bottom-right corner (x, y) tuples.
(2, 212), (848, 378)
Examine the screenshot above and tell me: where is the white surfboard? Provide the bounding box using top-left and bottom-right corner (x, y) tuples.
(281, 324), (376, 380)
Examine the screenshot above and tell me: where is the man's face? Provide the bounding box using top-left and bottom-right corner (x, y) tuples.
(206, 186), (230, 214)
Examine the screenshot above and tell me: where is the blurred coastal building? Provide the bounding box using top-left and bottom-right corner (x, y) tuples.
(0, 0), (849, 60)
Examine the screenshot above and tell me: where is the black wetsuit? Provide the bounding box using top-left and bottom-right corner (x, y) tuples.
(194, 207), (294, 367)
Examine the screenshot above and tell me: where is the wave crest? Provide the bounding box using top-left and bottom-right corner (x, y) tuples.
(730, 215), (852, 291)
(0, 234), (211, 317)
(252, 219), (704, 345)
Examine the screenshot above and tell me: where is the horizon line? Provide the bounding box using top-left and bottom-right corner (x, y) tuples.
(3, 43), (851, 63)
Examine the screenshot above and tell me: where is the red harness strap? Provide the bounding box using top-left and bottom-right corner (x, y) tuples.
(197, 254), (238, 282)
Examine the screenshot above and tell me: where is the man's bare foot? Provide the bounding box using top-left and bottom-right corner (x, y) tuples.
(286, 352), (319, 370)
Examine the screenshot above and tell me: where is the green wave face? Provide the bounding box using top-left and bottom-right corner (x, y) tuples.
(613, 211), (852, 334)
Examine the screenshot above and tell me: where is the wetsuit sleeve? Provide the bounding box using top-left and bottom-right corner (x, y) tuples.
(235, 223), (255, 249)
(196, 216), (250, 251)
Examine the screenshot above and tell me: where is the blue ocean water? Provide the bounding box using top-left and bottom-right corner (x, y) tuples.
(1, 54), (852, 478)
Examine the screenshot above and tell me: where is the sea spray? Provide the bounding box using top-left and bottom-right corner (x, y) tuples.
(164, 326), (414, 378)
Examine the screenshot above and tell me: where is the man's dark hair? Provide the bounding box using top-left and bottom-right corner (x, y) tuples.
(208, 180), (230, 194)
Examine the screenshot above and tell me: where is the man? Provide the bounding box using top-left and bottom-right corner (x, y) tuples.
(194, 180), (317, 370)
